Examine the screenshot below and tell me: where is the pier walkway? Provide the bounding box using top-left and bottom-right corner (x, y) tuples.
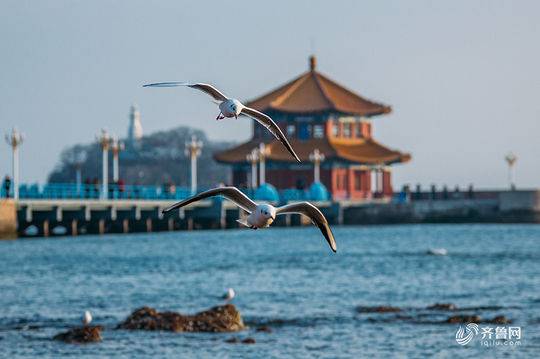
(1, 183), (539, 238)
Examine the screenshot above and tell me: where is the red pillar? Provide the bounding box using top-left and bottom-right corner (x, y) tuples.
(361, 169), (372, 198)
(382, 169), (393, 197)
(348, 168), (355, 199)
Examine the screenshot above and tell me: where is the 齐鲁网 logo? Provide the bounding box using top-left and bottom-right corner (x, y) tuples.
(455, 323), (522, 347)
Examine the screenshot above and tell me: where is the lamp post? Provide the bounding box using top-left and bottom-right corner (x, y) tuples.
(5, 128), (24, 200)
(246, 148), (259, 189)
(309, 148), (325, 183)
(71, 148), (87, 194)
(505, 152), (517, 190)
(185, 135), (203, 195)
(111, 136), (124, 182)
(258, 143), (270, 185)
(96, 129), (110, 199)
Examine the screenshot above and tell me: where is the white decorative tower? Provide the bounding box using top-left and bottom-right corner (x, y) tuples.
(127, 105), (143, 149)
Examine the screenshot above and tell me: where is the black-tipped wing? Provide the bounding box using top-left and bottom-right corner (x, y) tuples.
(143, 82), (188, 88)
(241, 106), (301, 162)
(143, 82), (228, 102)
(162, 187), (257, 214)
(276, 202), (337, 252)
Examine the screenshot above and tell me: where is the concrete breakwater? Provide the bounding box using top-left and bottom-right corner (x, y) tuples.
(2, 190), (539, 238)
(0, 200), (17, 238)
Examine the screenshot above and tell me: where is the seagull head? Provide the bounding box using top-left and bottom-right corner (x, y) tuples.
(258, 204), (276, 222)
(230, 99), (243, 119)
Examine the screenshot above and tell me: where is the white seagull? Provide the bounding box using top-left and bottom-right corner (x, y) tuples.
(427, 248), (448, 256)
(82, 311), (92, 326)
(143, 82), (301, 162)
(223, 288), (236, 302)
(162, 187), (337, 252)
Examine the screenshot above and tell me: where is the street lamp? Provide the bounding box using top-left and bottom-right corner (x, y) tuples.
(111, 136), (125, 183)
(246, 148), (259, 189)
(185, 134), (203, 195)
(96, 129), (110, 199)
(68, 148), (87, 194)
(258, 143), (270, 185)
(309, 148), (325, 183)
(5, 128), (24, 200)
(505, 152), (517, 190)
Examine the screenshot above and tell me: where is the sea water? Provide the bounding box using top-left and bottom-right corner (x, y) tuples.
(0, 224), (539, 358)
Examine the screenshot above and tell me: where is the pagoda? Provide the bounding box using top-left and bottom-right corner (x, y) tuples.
(214, 56), (411, 200)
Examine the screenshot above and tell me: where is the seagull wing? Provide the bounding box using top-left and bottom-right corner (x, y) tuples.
(162, 187), (257, 214)
(240, 106), (301, 162)
(276, 202), (337, 252)
(143, 82), (228, 102)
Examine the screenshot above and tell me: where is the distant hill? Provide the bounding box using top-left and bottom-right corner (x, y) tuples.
(48, 126), (236, 188)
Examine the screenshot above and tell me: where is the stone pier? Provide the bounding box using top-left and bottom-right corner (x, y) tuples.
(0, 200), (17, 239)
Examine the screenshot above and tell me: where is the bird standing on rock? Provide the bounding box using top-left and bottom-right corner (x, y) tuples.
(82, 311), (92, 327)
(143, 82), (301, 162)
(162, 187), (337, 253)
(223, 288), (236, 302)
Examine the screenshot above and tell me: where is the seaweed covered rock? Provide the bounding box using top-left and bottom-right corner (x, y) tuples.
(225, 337), (256, 344)
(427, 303), (457, 311)
(356, 305), (401, 313)
(445, 315), (481, 324)
(53, 326), (103, 344)
(117, 304), (244, 332)
(445, 314), (511, 324)
(485, 315), (512, 324)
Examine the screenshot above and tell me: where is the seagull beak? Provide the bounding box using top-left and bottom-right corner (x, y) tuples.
(234, 114), (238, 119)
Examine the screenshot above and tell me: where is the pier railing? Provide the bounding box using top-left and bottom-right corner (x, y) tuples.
(5, 183), (193, 201)
(3, 183), (331, 202)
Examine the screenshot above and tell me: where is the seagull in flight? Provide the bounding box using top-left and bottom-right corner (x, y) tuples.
(143, 82), (301, 162)
(162, 187), (337, 252)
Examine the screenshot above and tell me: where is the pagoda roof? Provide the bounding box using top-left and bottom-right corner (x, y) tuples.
(214, 137), (410, 166)
(245, 56), (391, 117)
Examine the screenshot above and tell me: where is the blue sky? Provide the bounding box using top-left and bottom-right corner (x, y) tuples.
(1, 0), (539, 188)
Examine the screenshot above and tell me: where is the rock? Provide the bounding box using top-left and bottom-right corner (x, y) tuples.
(225, 337), (256, 344)
(445, 315), (481, 324)
(427, 303), (457, 311)
(485, 315), (512, 324)
(356, 306), (401, 313)
(53, 326), (103, 344)
(117, 304), (245, 332)
(256, 325), (272, 333)
(444, 314), (511, 324)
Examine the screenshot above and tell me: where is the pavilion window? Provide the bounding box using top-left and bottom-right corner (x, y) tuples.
(287, 125), (296, 137)
(355, 122), (363, 138)
(343, 123), (351, 138)
(332, 122), (340, 137)
(298, 123), (311, 140)
(313, 124), (324, 138)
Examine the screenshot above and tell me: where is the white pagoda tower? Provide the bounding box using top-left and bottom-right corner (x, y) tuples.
(127, 105), (143, 150)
